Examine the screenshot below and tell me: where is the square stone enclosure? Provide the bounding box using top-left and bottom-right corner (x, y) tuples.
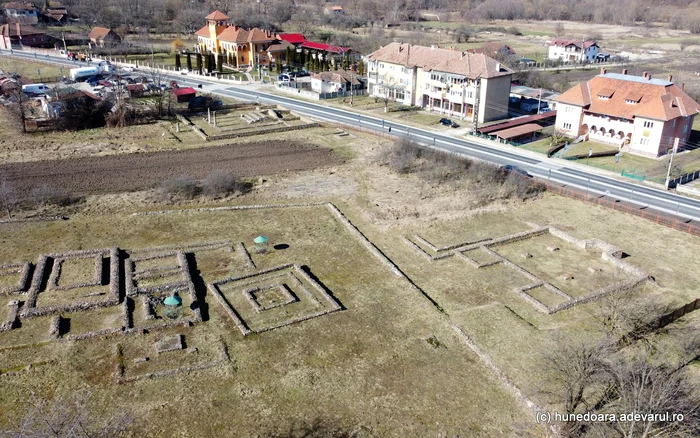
(209, 264), (341, 336)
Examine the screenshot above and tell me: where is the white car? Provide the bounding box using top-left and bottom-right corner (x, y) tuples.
(121, 66), (137, 72)
(180, 69), (189, 75)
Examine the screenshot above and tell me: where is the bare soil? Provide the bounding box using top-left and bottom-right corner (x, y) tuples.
(0, 140), (339, 196)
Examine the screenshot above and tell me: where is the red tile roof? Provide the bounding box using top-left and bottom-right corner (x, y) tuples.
(88, 27), (113, 40)
(194, 25), (210, 38)
(300, 41), (349, 54)
(0, 23), (45, 37)
(492, 123), (543, 140)
(556, 73), (700, 121)
(246, 28), (276, 43)
(279, 33), (306, 44)
(218, 25), (248, 43)
(4, 2), (35, 10)
(205, 10), (229, 21)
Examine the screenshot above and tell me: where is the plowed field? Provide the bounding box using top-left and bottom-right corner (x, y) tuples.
(0, 140), (338, 195)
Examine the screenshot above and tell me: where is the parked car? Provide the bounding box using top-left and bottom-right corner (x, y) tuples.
(21, 83), (49, 96)
(121, 66), (137, 72)
(439, 118), (459, 128)
(278, 74), (292, 83)
(499, 164), (531, 177)
(296, 70), (310, 77)
(180, 69), (189, 75)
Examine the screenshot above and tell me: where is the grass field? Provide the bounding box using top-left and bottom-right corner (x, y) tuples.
(0, 204), (533, 436)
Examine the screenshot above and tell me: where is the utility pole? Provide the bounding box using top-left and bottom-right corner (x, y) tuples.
(537, 88), (542, 114)
(665, 138), (680, 189)
(350, 66), (354, 106)
(472, 74), (482, 134)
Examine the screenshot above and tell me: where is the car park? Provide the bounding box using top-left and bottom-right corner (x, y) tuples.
(439, 118), (459, 128)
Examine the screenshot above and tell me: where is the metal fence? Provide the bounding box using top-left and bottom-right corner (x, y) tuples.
(544, 182), (700, 237)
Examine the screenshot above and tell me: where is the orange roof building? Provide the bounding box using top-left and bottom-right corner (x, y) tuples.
(365, 42), (513, 123)
(554, 68), (700, 157)
(194, 11), (286, 68)
(87, 27), (121, 47)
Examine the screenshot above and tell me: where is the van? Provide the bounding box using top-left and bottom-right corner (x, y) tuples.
(22, 83), (49, 96)
(278, 74), (292, 83)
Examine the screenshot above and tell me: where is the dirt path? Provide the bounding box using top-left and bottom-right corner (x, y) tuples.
(0, 140), (339, 196)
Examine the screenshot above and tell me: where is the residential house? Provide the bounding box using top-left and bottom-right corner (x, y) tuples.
(40, 1), (68, 25)
(3, 2), (38, 24)
(88, 27), (121, 47)
(548, 39), (599, 63)
(0, 23), (50, 49)
(366, 42), (513, 123)
(311, 70), (362, 94)
(554, 68), (700, 157)
(323, 5), (344, 15)
(195, 11), (280, 68)
(468, 42), (516, 58)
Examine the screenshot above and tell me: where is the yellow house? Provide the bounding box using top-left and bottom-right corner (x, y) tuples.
(195, 10), (282, 68)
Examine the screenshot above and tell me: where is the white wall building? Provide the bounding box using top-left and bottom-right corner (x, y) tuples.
(365, 43), (513, 123)
(555, 68), (700, 157)
(310, 70), (361, 94)
(548, 39), (599, 63)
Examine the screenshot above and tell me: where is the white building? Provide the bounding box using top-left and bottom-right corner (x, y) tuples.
(555, 68), (700, 157)
(310, 70), (361, 94)
(548, 39), (599, 63)
(365, 43), (513, 123)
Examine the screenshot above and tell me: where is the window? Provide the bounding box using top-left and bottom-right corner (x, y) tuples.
(643, 121), (654, 128)
(640, 138), (649, 146)
(683, 124), (688, 134)
(565, 106), (574, 113)
(672, 119), (676, 127)
(379, 63), (384, 69)
(467, 91), (473, 99)
(563, 123), (572, 129)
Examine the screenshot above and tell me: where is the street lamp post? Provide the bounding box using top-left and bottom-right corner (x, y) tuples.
(664, 138), (680, 189)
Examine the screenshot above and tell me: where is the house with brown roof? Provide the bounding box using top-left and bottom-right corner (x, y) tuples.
(3, 1), (38, 24)
(554, 68), (700, 157)
(88, 27), (121, 47)
(323, 5), (344, 15)
(366, 42), (513, 122)
(468, 42), (516, 58)
(548, 39), (599, 63)
(0, 23), (49, 49)
(311, 70), (362, 94)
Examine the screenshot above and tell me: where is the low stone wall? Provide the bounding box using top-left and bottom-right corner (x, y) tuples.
(176, 114), (207, 140)
(325, 204), (402, 277)
(131, 202), (327, 217)
(176, 252), (202, 322)
(236, 242), (256, 270)
(0, 262), (32, 294)
(206, 122), (318, 141)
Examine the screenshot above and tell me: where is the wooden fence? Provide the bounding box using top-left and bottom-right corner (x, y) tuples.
(656, 298), (700, 329)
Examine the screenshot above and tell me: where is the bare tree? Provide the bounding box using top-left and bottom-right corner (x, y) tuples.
(0, 176), (17, 219)
(540, 336), (613, 437)
(149, 67), (171, 117)
(4, 84), (30, 133)
(592, 348), (700, 438)
(3, 390), (132, 437)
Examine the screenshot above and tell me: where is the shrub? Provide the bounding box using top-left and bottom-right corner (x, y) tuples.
(201, 171), (241, 197)
(156, 175), (199, 200)
(30, 185), (76, 208)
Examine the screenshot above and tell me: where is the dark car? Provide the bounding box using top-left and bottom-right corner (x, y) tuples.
(500, 164), (531, 177)
(295, 70), (310, 77)
(439, 118), (459, 128)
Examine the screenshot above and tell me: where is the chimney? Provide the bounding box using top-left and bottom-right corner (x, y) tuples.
(622, 69), (628, 75)
(642, 71), (648, 78)
(431, 45), (435, 50)
(681, 83), (685, 91)
(647, 74), (652, 81)
(600, 67), (606, 75)
(668, 75), (673, 82)
(496, 63), (501, 71)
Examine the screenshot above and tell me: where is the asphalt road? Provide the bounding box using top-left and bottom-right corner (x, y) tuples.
(4, 49), (700, 222)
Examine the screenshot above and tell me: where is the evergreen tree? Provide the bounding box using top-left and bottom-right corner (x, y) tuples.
(175, 53), (181, 70)
(186, 53), (192, 71)
(196, 53), (202, 74)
